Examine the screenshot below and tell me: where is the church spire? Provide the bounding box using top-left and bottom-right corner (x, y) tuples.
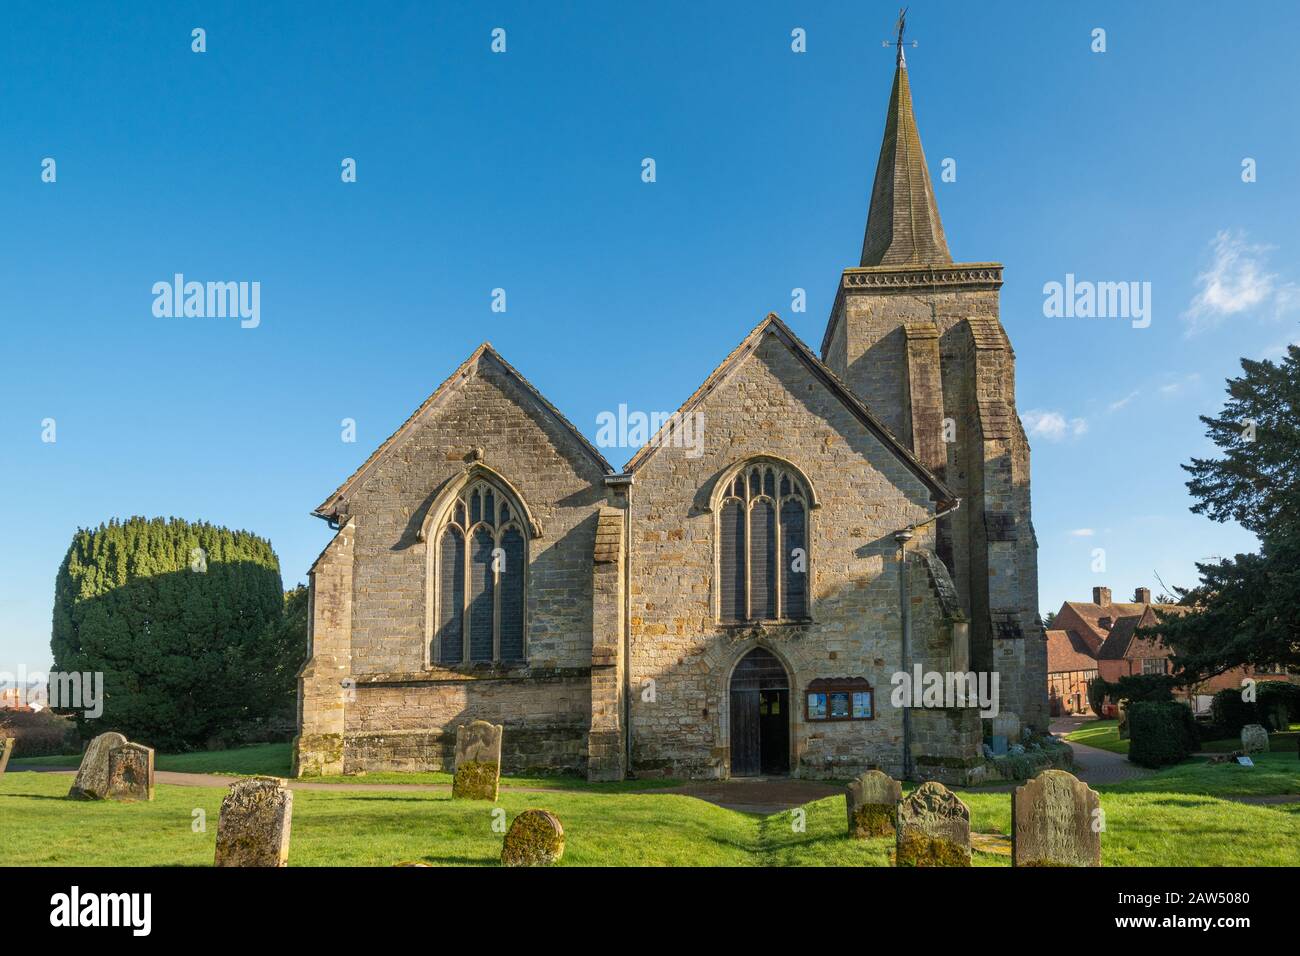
(859, 10), (952, 268)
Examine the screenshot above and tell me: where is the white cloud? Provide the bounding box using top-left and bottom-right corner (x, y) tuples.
(1070, 528), (1095, 537)
(1022, 409), (1088, 442)
(1183, 230), (1298, 334)
(1108, 390), (1140, 412)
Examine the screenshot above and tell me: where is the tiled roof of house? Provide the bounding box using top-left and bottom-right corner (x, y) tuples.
(1046, 629), (1099, 673)
(1096, 606), (1189, 661)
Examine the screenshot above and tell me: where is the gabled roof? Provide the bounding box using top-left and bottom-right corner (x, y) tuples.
(1046, 629), (1099, 673)
(1059, 600), (1151, 645)
(314, 343), (614, 520)
(622, 313), (956, 506)
(1097, 606), (1189, 661)
(859, 49), (952, 267)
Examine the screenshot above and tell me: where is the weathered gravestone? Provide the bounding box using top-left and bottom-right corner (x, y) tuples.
(214, 777), (294, 867)
(1116, 700), (1129, 740)
(1011, 769), (1101, 867)
(68, 731), (128, 800)
(1241, 724), (1269, 755)
(452, 720), (503, 801)
(0, 736), (13, 775)
(895, 781), (971, 867)
(106, 742), (155, 801)
(992, 713), (1022, 744)
(501, 809), (564, 867)
(845, 770), (902, 838)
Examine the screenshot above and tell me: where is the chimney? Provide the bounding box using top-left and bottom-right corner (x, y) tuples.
(1134, 587), (1152, 604)
(1099, 616), (1114, 630)
(1092, 586), (1111, 606)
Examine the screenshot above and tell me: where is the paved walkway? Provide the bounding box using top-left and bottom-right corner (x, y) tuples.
(1049, 716), (1156, 786)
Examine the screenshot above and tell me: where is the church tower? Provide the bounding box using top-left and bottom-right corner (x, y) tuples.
(821, 23), (1048, 731)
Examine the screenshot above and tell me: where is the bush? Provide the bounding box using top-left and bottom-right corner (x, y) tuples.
(1128, 700), (1197, 768)
(1112, 673), (1178, 703)
(1210, 688), (1259, 734)
(0, 710), (79, 758)
(1256, 681), (1300, 728)
(1087, 676), (1110, 717)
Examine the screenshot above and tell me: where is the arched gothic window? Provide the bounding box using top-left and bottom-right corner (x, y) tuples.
(432, 478), (527, 666)
(717, 459), (811, 623)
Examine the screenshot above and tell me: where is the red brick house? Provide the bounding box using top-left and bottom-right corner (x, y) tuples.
(1048, 585), (1293, 716)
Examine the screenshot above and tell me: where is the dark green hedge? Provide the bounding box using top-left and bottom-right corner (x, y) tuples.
(1210, 688), (1259, 734)
(1256, 681), (1300, 729)
(1128, 700), (1197, 768)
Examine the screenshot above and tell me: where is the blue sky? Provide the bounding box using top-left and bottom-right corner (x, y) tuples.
(3, 1), (1298, 671)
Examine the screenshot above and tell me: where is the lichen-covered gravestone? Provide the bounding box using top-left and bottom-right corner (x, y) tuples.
(845, 770), (902, 838)
(106, 742), (155, 801)
(0, 736), (14, 775)
(68, 731), (129, 800)
(452, 720), (503, 801)
(1116, 701), (1129, 740)
(895, 781), (971, 867)
(501, 809), (564, 867)
(1241, 723), (1269, 755)
(1011, 769), (1101, 867)
(214, 777), (294, 867)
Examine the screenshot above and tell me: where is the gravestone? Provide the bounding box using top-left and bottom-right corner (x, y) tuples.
(1240, 724), (1269, 755)
(1116, 701), (1129, 740)
(214, 777), (294, 867)
(845, 770), (901, 838)
(0, 736), (13, 775)
(895, 781), (971, 867)
(68, 731), (128, 800)
(1266, 701), (1290, 733)
(452, 720), (503, 801)
(1011, 769), (1101, 867)
(501, 809), (564, 867)
(988, 735), (1009, 757)
(106, 742), (155, 801)
(992, 713), (1021, 743)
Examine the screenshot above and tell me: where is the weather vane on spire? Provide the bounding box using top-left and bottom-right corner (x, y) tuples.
(883, 7), (917, 64)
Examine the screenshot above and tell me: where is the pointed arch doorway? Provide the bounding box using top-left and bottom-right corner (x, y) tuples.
(729, 647), (791, 776)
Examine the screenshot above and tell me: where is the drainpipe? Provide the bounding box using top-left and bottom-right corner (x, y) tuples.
(892, 498), (961, 781)
(895, 528), (915, 780)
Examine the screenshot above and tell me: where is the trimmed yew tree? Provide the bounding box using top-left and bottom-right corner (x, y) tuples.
(50, 517), (292, 750)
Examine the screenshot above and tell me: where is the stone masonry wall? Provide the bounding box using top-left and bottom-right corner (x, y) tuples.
(626, 328), (964, 780)
(302, 350), (612, 774)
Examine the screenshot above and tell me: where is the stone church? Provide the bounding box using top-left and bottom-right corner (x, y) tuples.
(294, 43), (1047, 784)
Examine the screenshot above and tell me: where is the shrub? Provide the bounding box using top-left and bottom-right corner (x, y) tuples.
(1210, 688), (1259, 734)
(1087, 676), (1110, 717)
(1256, 681), (1300, 728)
(1111, 673), (1178, 703)
(0, 710), (79, 758)
(1128, 700), (1197, 768)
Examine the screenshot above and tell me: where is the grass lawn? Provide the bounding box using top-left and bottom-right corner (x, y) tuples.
(1066, 719), (1300, 756)
(4, 753), (1299, 866)
(1064, 719), (1128, 754)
